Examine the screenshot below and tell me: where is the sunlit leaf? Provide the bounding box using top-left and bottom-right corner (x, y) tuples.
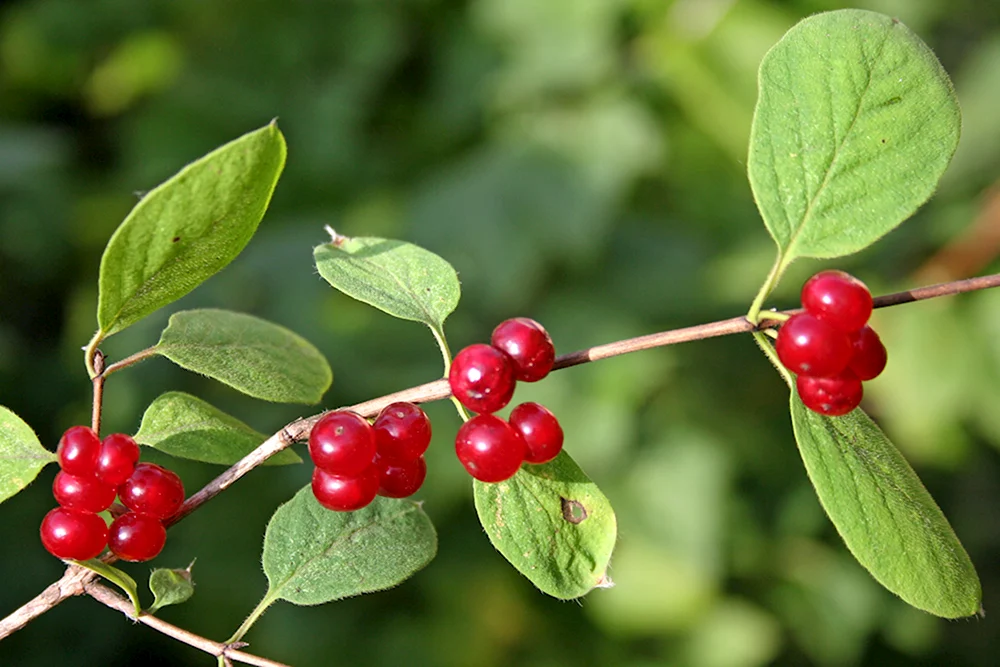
(0, 405), (56, 504)
(790, 395), (981, 618)
(474, 451), (617, 599)
(97, 122), (286, 336)
(155, 310), (332, 404)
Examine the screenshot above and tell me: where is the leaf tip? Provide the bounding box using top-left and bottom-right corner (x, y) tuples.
(323, 225), (349, 248)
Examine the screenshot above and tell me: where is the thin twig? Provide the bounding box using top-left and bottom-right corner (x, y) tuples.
(5, 269), (1000, 648)
(84, 582), (290, 667)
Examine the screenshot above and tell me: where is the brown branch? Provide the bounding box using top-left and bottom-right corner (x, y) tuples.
(5, 269), (1000, 649)
(84, 582), (290, 667)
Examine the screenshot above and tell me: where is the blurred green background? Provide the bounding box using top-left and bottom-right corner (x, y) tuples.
(2, 0), (1000, 665)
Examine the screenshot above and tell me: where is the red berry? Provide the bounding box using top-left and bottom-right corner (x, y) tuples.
(56, 426), (102, 476)
(376, 455), (427, 498)
(40, 507), (108, 560)
(509, 402), (564, 465)
(776, 313), (853, 377)
(801, 270), (873, 333)
(849, 325), (888, 381)
(454, 414), (526, 483)
(373, 402), (431, 462)
(308, 411), (377, 476)
(311, 466), (379, 511)
(52, 471), (116, 513)
(449, 344), (516, 414)
(491, 318), (556, 382)
(96, 433), (141, 486)
(119, 463), (185, 520)
(797, 371), (863, 416)
(108, 512), (167, 562)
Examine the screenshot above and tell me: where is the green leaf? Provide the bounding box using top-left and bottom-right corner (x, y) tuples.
(473, 451), (617, 599)
(134, 392), (300, 466)
(154, 310), (332, 404)
(314, 234), (460, 335)
(75, 559), (142, 617)
(262, 487), (437, 606)
(790, 394), (981, 618)
(147, 563), (195, 614)
(748, 10), (960, 263)
(97, 122), (286, 337)
(0, 405), (56, 504)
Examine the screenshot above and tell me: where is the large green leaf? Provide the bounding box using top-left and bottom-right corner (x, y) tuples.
(154, 310), (332, 404)
(748, 10), (960, 263)
(790, 395), (981, 618)
(262, 488), (437, 606)
(97, 122), (286, 336)
(314, 235), (460, 337)
(0, 405), (56, 504)
(134, 392), (300, 466)
(474, 451), (617, 599)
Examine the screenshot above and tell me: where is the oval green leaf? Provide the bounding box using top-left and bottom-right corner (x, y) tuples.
(748, 10), (960, 262)
(473, 451), (617, 599)
(76, 559), (142, 617)
(262, 487), (437, 606)
(97, 122), (287, 337)
(314, 234), (460, 334)
(134, 392), (300, 466)
(147, 563), (195, 614)
(154, 310), (332, 404)
(790, 394), (981, 618)
(0, 405), (56, 504)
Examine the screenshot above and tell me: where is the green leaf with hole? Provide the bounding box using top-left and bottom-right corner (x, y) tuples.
(474, 451), (617, 599)
(134, 392), (300, 466)
(147, 563), (195, 614)
(314, 234), (460, 337)
(0, 405), (56, 504)
(154, 310), (332, 404)
(790, 394), (981, 618)
(748, 10), (960, 264)
(97, 122), (286, 337)
(261, 488), (436, 606)
(76, 559), (142, 617)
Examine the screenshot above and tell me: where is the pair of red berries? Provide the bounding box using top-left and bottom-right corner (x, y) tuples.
(449, 318), (564, 483)
(40, 427), (185, 562)
(308, 402), (431, 512)
(776, 270), (888, 416)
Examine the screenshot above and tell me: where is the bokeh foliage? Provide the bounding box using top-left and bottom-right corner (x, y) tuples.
(1, 0), (1000, 665)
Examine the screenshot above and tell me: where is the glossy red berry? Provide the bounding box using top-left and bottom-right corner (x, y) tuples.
(509, 402), (564, 465)
(848, 325), (888, 381)
(801, 270), (873, 333)
(776, 313), (853, 377)
(454, 414), (526, 483)
(40, 507), (108, 560)
(119, 463), (185, 520)
(491, 318), (556, 382)
(308, 411), (377, 476)
(311, 466), (379, 511)
(373, 402), (431, 462)
(108, 512), (167, 562)
(52, 471), (116, 513)
(449, 344), (516, 414)
(376, 455), (427, 498)
(797, 371), (863, 416)
(56, 426), (102, 477)
(96, 433), (141, 486)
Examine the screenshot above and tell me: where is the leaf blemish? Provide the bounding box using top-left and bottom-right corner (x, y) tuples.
(172, 236), (181, 243)
(561, 497), (588, 524)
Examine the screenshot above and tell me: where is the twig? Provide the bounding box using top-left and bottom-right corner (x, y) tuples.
(84, 582), (290, 667)
(5, 269), (1000, 648)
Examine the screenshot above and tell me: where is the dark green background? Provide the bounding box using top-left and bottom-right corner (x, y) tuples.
(2, 1), (1000, 665)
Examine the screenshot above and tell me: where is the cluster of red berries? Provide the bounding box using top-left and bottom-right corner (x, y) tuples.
(776, 270), (888, 416)
(308, 402), (431, 512)
(449, 318), (563, 483)
(40, 427), (185, 562)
